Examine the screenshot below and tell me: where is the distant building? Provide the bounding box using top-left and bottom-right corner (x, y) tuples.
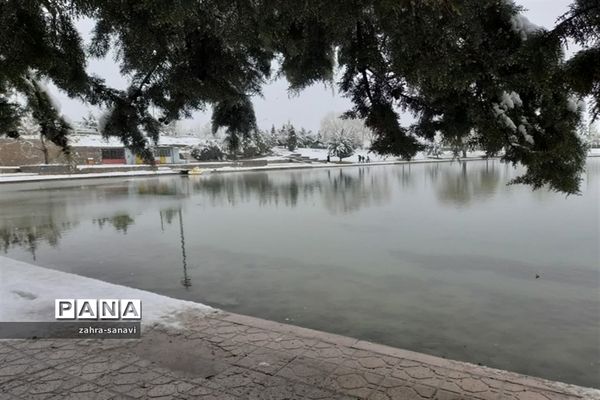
(100, 148), (127, 164)
(0, 134), (202, 166)
(73, 126), (100, 136)
(69, 134), (202, 165)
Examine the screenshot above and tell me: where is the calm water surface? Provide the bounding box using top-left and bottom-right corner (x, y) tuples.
(1, 159), (599, 387)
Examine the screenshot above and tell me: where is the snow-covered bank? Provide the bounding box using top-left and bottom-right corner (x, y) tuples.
(269, 147), (394, 162)
(0, 169), (178, 183)
(1, 150), (598, 185)
(0, 256), (215, 327)
(0, 156), (474, 184)
(269, 147), (491, 163)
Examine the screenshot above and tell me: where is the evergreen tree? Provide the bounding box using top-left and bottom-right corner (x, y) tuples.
(17, 113), (40, 137)
(241, 130), (271, 157)
(426, 133), (444, 159)
(213, 96), (257, 159)
(270, 125), (277, 144)
(81, 112), (99, 131)
(1, 0), (598, 192)
(161, 120), (181, 137)
(191, 141), (225, 161)
(553, 0), (600, 120)
(314, 132), (327, 149)
(17, 113), (53, 164)
(328, 129), (357, 162)
(23, 78), (71, 164)
(287, 125), (298, 151)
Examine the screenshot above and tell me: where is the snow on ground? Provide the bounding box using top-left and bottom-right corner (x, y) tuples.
(1, 147), (596, 184)
(271, 147), (391, 162)
(0, 150), (495, 184)
(0, 169), (177, 183)
(76, 164), (156, 170)
(0, 256), (214, 327)
(269, 147), (490, 163)
(0, 173), (38, 177)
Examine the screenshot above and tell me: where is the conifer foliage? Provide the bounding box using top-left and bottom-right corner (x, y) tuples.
(0, 0), (598, 192)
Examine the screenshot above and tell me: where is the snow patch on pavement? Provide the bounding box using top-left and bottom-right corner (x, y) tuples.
(0, 256), (215, 327)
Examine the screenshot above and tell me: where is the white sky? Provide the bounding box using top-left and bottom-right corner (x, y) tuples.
(49, 0), (573, 133)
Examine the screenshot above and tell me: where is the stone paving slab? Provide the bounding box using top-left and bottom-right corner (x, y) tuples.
(1, 310), (599, 400)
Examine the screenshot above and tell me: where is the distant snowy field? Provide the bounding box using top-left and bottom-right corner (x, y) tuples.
(267, 147), (490, 163)
(272, 147), (600, 162)
(22, 132), (599, 163)
(0, 256), (214, 327)
(270, 147), (392, 162)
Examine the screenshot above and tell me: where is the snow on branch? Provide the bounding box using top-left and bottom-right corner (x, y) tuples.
(510, 14), (543, 41)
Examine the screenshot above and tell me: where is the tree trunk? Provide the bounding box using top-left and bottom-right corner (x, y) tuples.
(40, 134), (49, 164)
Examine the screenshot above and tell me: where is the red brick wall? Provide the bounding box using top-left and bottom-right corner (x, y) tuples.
(102, 158), (126, 164)
(0, 138), (103, 166)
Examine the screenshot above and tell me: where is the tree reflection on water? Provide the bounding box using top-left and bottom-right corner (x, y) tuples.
(191, 166), (392, 214)
(136, 179), (190, 197)
(430, 160), (502, 206)
(0, 221), (77, 260)
(322, 167), (392, 214)
(93, 214), (135, 233)
(1, 159), (593, 256)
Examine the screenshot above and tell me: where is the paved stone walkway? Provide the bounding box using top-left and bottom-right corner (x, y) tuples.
(1, 310), (598, 400)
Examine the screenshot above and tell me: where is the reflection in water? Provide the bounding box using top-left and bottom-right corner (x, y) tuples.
(0, 159), (598, 388)
(0, 193), (79, 259)
(0, 160), (594, 252)
(397, 164), (416, 189)
(177, 209), (192, 289)
(434, 161), (502, 206)
(322, 167), (391, 214)
(159, 208), (180, 230)
(93, 214), (135, 234)
(192, 167), (392, 213)
(0, 221), (77, 260)
(159, 207), (193, 289)
(137, 179), (190, 197)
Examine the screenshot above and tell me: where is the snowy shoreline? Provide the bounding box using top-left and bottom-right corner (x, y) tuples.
(0, 151), (598, 185)
(2, 255), (600, 397)
(0, 155), (503, 185)
(0, 256), (216, 327)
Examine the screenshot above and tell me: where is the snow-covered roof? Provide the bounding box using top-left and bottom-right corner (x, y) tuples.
(69, 134), (203, 148)
(74, 127), (100, 135)
(69, 135), (123, 148)
(156, 135), (204, 147)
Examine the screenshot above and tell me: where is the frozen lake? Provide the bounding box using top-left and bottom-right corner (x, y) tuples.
(1, 158), (598, 388)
